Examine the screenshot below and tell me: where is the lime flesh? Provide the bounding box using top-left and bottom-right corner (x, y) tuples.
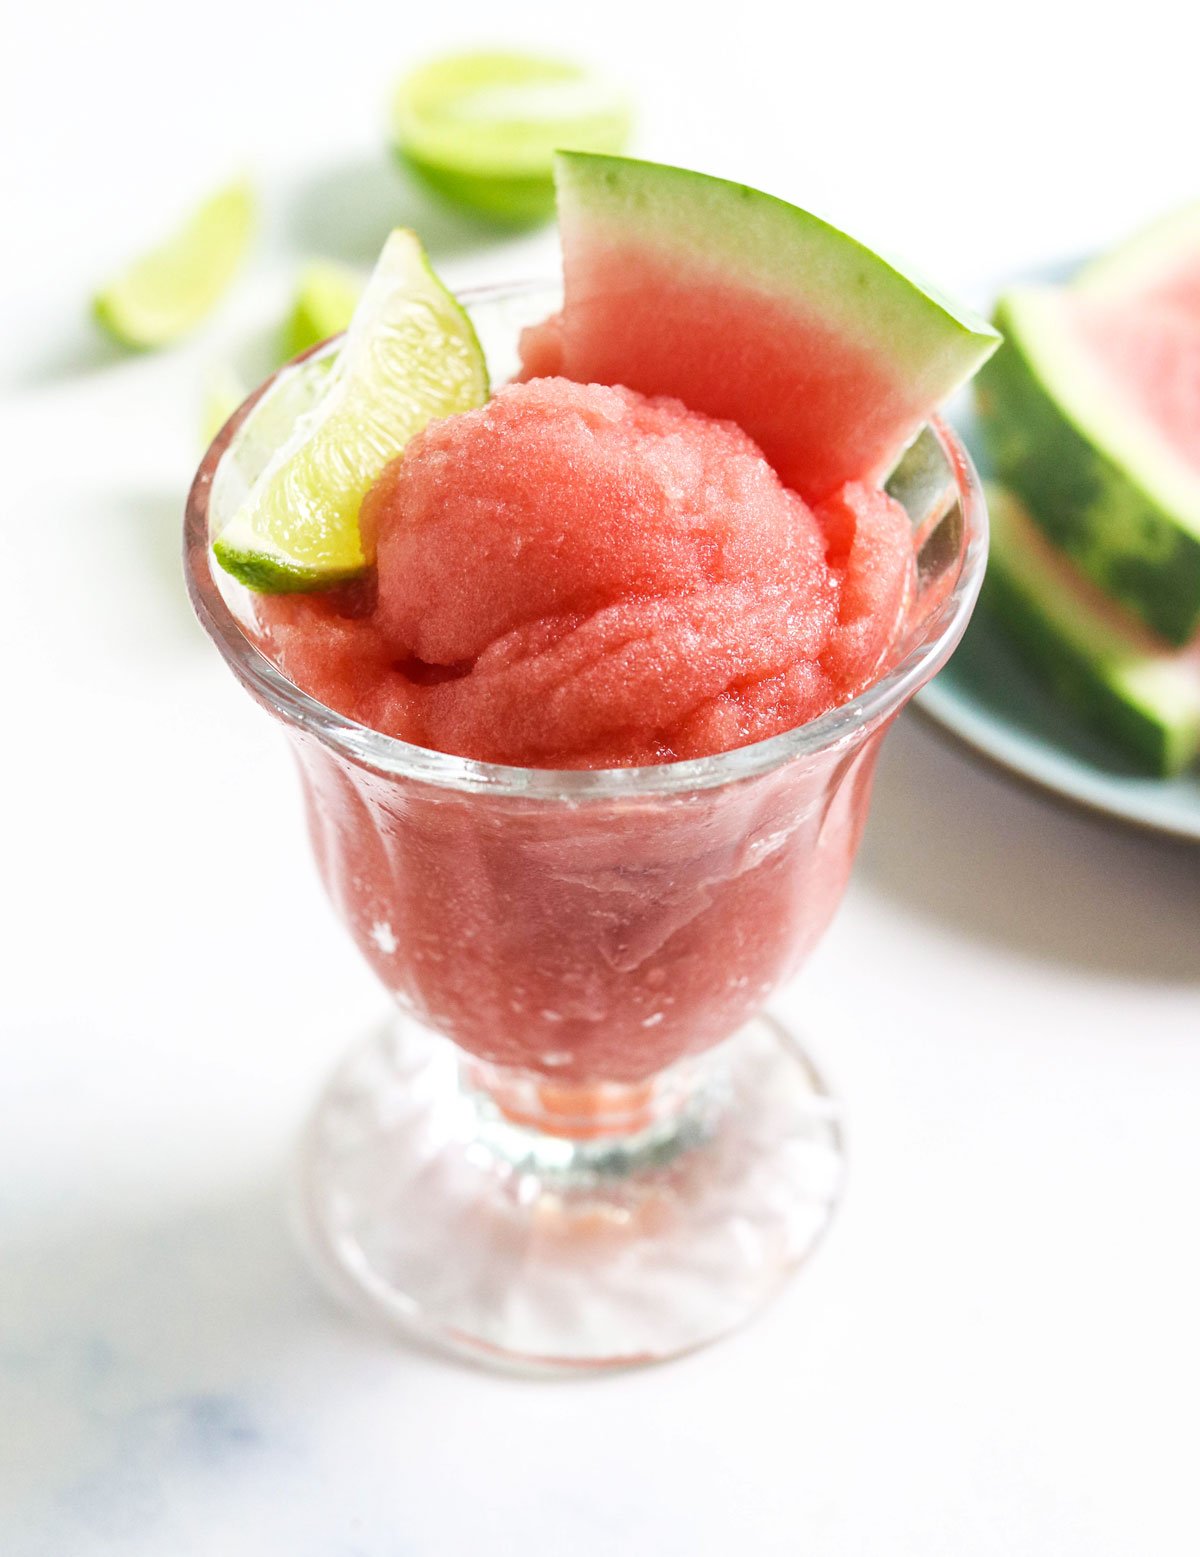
(283, 262), (363, 361)
(391, 52), (631, 225)
(212, 229), (488, 592)
(94, 180), (255, 349)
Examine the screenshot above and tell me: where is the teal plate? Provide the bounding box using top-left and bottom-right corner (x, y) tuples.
(915, 398), (1200, 844)
(916, 605), (1200, 843)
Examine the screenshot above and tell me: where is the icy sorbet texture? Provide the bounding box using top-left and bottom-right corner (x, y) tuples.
(258, 376), (914, 766)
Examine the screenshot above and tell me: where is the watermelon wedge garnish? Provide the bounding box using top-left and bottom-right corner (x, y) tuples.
(519, 152), (1000, 503)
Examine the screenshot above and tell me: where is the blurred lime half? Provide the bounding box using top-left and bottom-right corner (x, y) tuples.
(391, 52), (631, 225)
(94, 180), (255, 349)
(283, 261), (364, 362)
(212, 229), (488, 593)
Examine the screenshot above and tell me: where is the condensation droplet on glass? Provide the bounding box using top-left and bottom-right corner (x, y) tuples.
(369, 920), (398, 955)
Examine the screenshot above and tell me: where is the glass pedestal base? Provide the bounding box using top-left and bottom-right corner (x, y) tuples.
(294, 1014), (844, 1373)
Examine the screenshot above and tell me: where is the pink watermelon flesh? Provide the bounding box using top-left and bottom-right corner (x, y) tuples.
(1075, 298), (1200, 478)
(519, 243), (936, 503)
(257, 377), (914, 768)
(1137, 273), (1200, 314)
(1099, 241), (1200, 317)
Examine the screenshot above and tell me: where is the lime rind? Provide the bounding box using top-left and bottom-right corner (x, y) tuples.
(398, 153), (561, 225)
(210, 545), (349, 594)
(391, 51), (630, 223)
(212, 229), (489, 592)
(94, 180), (255, 349)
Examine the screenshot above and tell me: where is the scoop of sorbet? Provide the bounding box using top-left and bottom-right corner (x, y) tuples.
(258, 378), (913, 767)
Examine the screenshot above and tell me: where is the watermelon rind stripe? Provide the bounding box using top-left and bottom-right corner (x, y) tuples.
(978, 287), (1200, 645)
(985, 484), (1200, 776)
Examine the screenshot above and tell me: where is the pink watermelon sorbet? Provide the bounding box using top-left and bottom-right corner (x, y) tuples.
(257, 376), (913, 768)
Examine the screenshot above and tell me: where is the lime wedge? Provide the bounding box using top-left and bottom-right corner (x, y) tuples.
(94, 180), (255, 349)
(283, 261), (363, 361)
(391, 52), (631, 225)
(200, 364), (249, 446)
(212, 228), (488, 592)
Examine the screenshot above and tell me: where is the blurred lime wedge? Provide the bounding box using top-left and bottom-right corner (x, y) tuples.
(391, 52), (631, 225)
(94, 180), (255, 349)
(212, 228), (488, 592)
(201, 364), (249, 446)
(283, 261), (363, 361)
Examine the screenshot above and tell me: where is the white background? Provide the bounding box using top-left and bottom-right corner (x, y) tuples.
(3, 2), (1199, 1553)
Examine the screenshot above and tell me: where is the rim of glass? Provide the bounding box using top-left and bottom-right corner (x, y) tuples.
(184, 278), (989, 798)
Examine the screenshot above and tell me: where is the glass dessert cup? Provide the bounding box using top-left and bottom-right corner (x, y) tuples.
(184, 282), (988, 1372)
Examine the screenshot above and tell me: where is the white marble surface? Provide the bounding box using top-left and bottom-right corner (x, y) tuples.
(4, 2), (1199, 1552)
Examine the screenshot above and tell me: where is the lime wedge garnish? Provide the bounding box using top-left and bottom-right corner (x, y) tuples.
(94, 180), (255, 349)
(391, 52), (631, 225)
(212, 228), (488, 592)
(283, 261), (363, 362)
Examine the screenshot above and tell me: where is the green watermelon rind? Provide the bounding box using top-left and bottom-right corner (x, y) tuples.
(985, 484), (1200, 777)
(553, 152), (1000, 392)
(977, 287), (1200, 646)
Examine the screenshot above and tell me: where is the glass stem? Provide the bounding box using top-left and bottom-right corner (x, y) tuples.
(463, 1043), (733, 1174)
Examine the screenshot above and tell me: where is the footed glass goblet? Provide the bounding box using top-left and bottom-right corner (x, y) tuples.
(185, 281), (987, 1372)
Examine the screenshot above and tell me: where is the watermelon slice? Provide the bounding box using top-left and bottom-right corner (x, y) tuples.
(1076, 202), (1200, 313)
(978, 208), (1200, 647)
(520, 153), (1000, 503)
(984, 484), (1200, 776)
